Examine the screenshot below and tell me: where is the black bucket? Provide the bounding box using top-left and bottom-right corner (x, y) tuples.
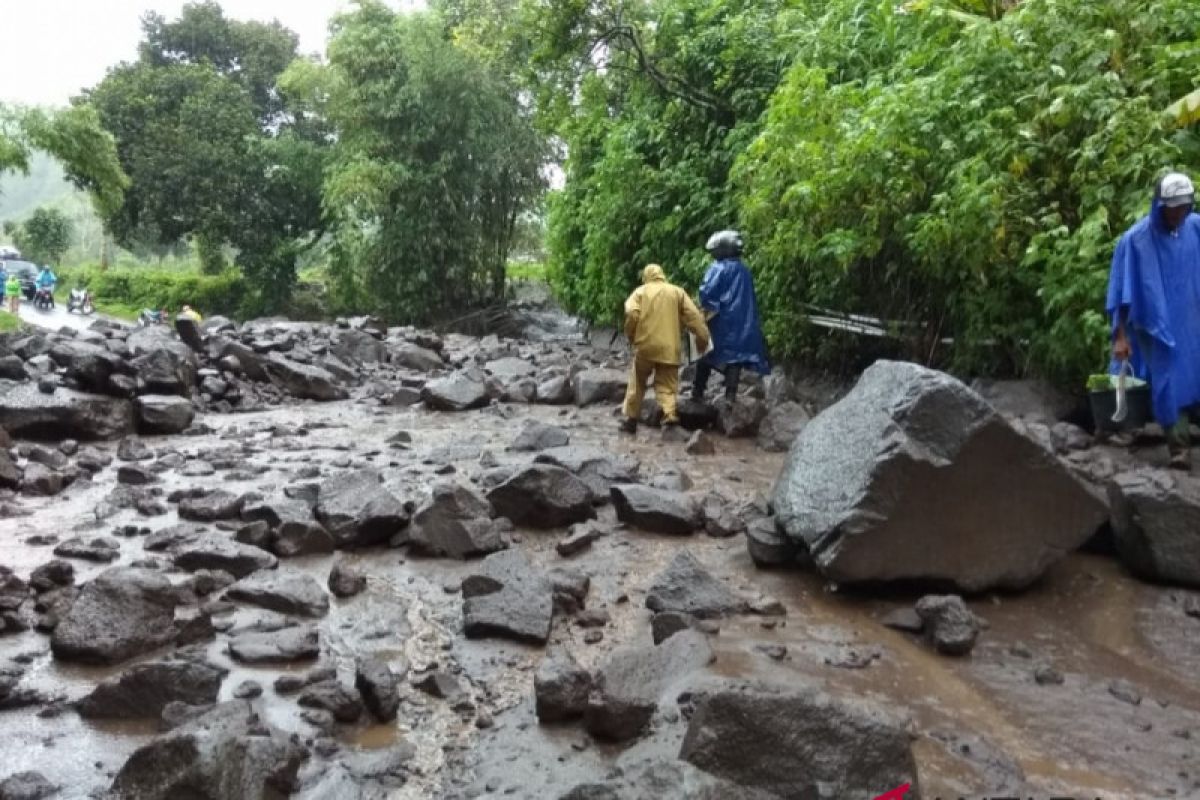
(1089, 385), (1152, 432)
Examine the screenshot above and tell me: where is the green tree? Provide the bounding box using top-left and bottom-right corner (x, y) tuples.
(16, 207), (75, 264)
(83, 1), (325, 296)
(292, 2), (545, 321)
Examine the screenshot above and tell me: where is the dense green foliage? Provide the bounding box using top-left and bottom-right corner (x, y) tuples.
(475, 0), (1200, 381)
(14, 207), (74, 264)
(286, 2), (544, 322)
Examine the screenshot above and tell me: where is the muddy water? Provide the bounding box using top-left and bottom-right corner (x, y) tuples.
(2, 393), (1199, 799)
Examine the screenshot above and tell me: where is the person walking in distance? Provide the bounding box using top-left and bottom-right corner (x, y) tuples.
(691, 230), (771, 403)
(619, 264), (710, 435)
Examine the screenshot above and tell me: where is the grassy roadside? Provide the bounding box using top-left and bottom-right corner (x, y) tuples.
(0, 310), (21, 332)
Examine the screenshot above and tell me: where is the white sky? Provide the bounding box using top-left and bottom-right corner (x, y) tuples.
(0, 0), (421, 107)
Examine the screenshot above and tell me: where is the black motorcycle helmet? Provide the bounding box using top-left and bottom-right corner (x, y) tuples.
(705, 229), (743, 260)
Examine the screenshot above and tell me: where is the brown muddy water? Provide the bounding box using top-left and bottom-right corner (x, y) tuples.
(1, 392), (1199, 799)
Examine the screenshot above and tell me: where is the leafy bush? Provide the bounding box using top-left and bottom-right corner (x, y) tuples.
(57, 265), (246, 318)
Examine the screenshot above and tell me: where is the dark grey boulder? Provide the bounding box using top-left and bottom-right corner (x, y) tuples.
(328, 560), (367, 598)
(135, 395), (195, 435)
(756, 401), (810, 452)
(227, 625), (319, 664)
(462, 550), (553, 644)
(216, 340), (270, 382)
(316, 469), (409, 548)
(584, 629), (713, 741)
(262, 353), (348, 401)
(48, 338), (130, 393)
(78, 660), (226, 719)
(299, 679), (364, 723)
(356, 656), (401, 723)
(536, 374), (574, 405)
(611, 484), (701, 535)
(29, 560), (74, 593)
(53, 536), (120, 563)
(179, 490), (244, 523)
(511, 419), (571, 452)
(645, 551), (748, 619)
(534, 446), (641, 502)
(408, 482), (505, 559)
(535, 648), (592, 723)
(557, 522), (603, 557)
(0, 771), (59, 800)
(332, 329), (387, 365)
(573, 369), (626, 406)
(745, 518), (801, 568)
(421, 371), (489, 411)
(108, 701), (306, 800)
(716, 397), (768, 438)
(21, 463), (66, 497)
(51, 567), (178, 665)
(171, 533), (278, 579)
(0, 383), (133, 441)
(242, 493), (333, 557)
(391, 342), (444, 373)
(0, 452), (21, 491)
(772, 361), (1107, 591)
(678, 682), (920, 799)
(915, 595), (981, 656)
(1108, 469), (1200, 588)
(225, 570), (330, 618)
(487, 464), (596, 529)
(560, 759), (774, 800)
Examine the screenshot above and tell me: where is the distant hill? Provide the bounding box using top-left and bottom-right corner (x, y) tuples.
(0, 150), (86, 223)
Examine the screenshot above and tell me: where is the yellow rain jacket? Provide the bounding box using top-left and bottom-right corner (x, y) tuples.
(624, 264), (710, 364)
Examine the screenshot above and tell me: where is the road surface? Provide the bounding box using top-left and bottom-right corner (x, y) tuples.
(15, 297), (121, 332)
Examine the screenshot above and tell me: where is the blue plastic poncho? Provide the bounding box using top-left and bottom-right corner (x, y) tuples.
(1106, 197), (1200, 427)
(698, 257), (771, 374)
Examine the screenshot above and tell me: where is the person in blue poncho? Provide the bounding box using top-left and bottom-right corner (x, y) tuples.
(1107, 171), (1200, 469)
(690, 230), (771, 403)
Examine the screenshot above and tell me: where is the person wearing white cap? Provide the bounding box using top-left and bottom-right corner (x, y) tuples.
(1107, 171), (1200, 469)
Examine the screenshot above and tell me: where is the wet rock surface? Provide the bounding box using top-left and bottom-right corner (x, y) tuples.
(462, 550), (554, 644)
(50, 566), (178, 665)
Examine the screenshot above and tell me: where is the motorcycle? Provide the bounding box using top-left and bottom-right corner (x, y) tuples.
(67, 288), (95, 315)
(33, 287), (55, 311)
(138, 308), (167, 327)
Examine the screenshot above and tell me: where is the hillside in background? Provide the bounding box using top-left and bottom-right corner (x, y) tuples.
(0, 150), (106, 259)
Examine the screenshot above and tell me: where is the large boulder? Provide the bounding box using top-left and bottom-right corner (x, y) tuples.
(356, 656), (401, 723)
(78, 660), (226, 719)
(1108, 469), (1200, 588)
(108, 701), (306, 800)
(216, 340), (270, 382)
(510, 419), (570, 452)
(48, 339), (131, 393)
(756, 401), (810, 453)
(534, 446), (640, 502)
(332, 329), (387, 365)
(0, 771), (59, 800)
(678, 682), (920, 799)
(573, 369), (627, 406)
(772, 361), (1107, 592)
(225, 570), (330, 618)
(421, 371), (489, 411)
(462, 549), (553, 644)
(611, 484), (701, 535)
(487, 464), (596, 529)
(135, 395), (195, 435)
(228, 625), (319, 664)
(645, 551), (748, 619)
(262, 353), (348, 401)
(241, 493), (333, 557)
(535, 648), (592, 723)
(128, 326), (198, 395)
(585, 629), (713, 742)
(560, 759), (774, 800)
(316, 469), (409, 548)
(391, 342), (445, 373)
(408, 482), (506, 559)
(0, 383), (134, 440)
(167, 532), (278, 579)
(51, 567), (179, 665)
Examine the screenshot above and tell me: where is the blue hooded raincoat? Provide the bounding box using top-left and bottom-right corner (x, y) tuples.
(1106, 197), (1200, 427)
(698, 258), (771, 374)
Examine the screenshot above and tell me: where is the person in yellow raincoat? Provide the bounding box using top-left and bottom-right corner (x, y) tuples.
(620, 264), (710, 434)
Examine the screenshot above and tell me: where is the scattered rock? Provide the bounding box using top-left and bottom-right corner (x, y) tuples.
(487, 464), (596, 529)
(645, 551), (748, 619)
(225, 570), (330, 618)
(328, 560), (367, 598)
(299, 679), (364, 723)
(51, 567), (178, 665)
(171, 532), (279, 579)
(685, 430), (716, 456)
(716, 397), (768, 438)
(78, 660), (226, 719)
(316, 469), (409, 548)
(0, 384), (134, 441)
(462, 550), (553, 644)
(1108, 679), (1142, 706)
(262, 353), (349, 401)
(679, 682), (921, 798)
(772, 361), (1107, 591)
(1034, 664), (1064, 686)
(573, 369), (626, 406)
(511, 419), (570, 452)
(1108, 469), (1200, 588)
(0, 771), (59, 800)
(20, 463), (65, 497)
(391, 342), (444, 373)
(408, 482), (505, 559)
(135, 395), (196, 435)
(880, 607), (925, 634)
(356, 656), (401, 723)
(915, 595), (981, 656)
(557, 522), (603, 557)
(535, 648), (592, 723)
(422, 372), (489, 411)
(745, 518), (801, 567)
(611, 484), (700, 535)
(535, 446), (640, 502)
(414, 671), (463, 700)
(228, 625), (320, 664)
(756, 401), (810, 452)
(52, 536), (120, 563)
(584, 629), (713, 741)
(178, 490), (244, 522)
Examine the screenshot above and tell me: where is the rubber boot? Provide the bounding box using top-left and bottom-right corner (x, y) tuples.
(723, 364), (742, 403)
(692, 360), (712, 401)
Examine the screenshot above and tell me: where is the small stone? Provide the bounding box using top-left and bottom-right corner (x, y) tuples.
(685, 430), (716, 456)
(1034, 664), (1064, 686)
(756, 644), (788, 661)
(556, 523), (602, 557)
(414, 671), (463, 700)
(1109, 679), (1142, 706)
(233, 680), (263, 699)
(583, 630), (603, 644)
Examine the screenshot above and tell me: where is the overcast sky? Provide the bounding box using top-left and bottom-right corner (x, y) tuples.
(0, 0), (421, 107)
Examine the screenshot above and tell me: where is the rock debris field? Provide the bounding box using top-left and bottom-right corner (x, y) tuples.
(0, 314), (1199, 799)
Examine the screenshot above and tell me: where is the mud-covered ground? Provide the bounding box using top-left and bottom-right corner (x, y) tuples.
(2, 344), (1200, 799)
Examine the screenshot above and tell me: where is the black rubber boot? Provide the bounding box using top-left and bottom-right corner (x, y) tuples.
(618, 418), (638, 435)
(723, 364), (742, 402)
(692, 360), (713, 401)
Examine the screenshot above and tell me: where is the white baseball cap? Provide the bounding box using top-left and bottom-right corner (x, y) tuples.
(1159, 172), (1195, 207)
